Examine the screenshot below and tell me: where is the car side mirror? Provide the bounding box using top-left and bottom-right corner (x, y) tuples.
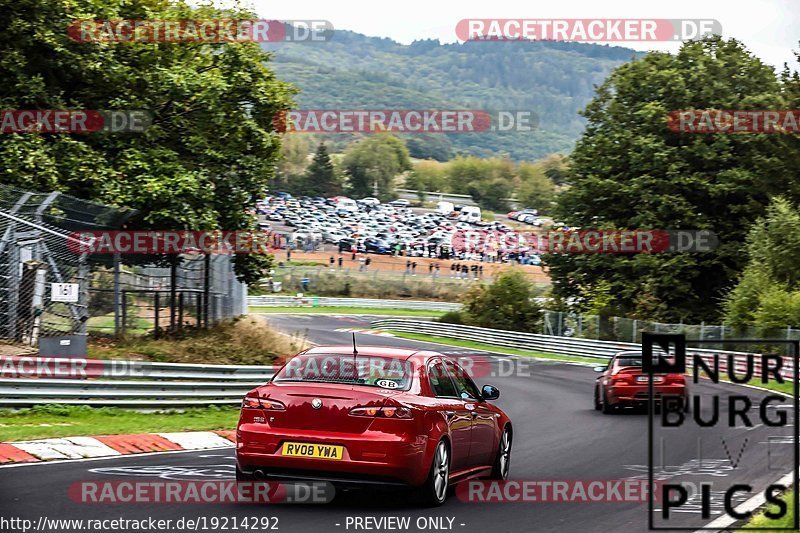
(481, 384), (500, 401)
(593, 366), (606, 372)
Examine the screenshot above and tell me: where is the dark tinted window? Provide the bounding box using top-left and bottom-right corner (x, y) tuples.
(445, 360), (481, 400)
(616, 357), (642, 367)
(429, 361), (458, 397)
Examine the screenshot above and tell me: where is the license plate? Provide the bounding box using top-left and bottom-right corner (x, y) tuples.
(282, 442), (344, 460)
(636, 376), (663, 383)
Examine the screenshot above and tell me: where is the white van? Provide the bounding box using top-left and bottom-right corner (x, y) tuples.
(436, 201), (455, 215)
(459, 206), (482, 223)
(335, 198), (358, 213)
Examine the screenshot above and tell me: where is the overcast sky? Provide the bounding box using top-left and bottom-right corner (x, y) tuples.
(247, 0), (798, 70)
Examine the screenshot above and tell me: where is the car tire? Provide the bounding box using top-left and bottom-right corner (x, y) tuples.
(418, 440), (450, 507)
(490, 426), (512, 480)
(601, 389), (615, 414)
(594, 385), (602, 411)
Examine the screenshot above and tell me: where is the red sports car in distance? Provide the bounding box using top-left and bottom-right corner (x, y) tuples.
(594, 351), (688, 414)
(236, 346), (512, 505)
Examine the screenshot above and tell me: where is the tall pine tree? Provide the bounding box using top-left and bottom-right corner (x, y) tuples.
(300, 143), (340, 196)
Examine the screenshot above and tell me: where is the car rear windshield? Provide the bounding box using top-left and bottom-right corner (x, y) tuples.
(273, 354), (413, 390)
(616, 356), (642, 367)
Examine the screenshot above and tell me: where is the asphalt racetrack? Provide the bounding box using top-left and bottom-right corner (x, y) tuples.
(0, 314), (793, 533)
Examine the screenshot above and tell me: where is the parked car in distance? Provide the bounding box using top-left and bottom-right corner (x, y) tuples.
(360, 197), (381, 207)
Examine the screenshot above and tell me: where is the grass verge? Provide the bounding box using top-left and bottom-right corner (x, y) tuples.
(0, 405), (239, 442)
(89, 316), (308, 365)
(746, 490), (797, 529)
(383, 330), (603, 365)
(249, 306), (446, 317)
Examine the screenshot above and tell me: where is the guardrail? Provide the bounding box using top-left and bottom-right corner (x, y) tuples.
(248, 296), (461, 312)
(3, 321), (792, 408)
(0, 356), (275, 407)
(371, 319), (636, 359)
(370, 319), (796, 380)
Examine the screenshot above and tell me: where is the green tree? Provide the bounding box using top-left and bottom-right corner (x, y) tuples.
(298, 143), (340, 196)
(518, 162), (556, 209)
(0, 0), (296, 284)
(468, 178), (512, 211)
(745, 197), (800, 287)
(275, 134), (311, 190)
(460, 270), (542, 332)
(342, 135), (411, 199)
(723, 197), (800, 330)
(547, 37), (797, 322)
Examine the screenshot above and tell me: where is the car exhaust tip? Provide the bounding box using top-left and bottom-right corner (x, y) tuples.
(253, 469), (266, 480)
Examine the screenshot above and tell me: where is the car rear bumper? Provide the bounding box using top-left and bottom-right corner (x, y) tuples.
(608, 384), (687, 406)
(236, 424), (430, 486)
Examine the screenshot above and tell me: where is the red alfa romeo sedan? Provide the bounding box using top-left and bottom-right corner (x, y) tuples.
(236, 346), (513, 505)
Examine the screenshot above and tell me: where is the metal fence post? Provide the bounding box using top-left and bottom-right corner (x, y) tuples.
(178, 292), (184, 330)
(121, 289), (127, 334)
(169, 261), (177, 333)
(203, 254), (210, 328)
(154, 291), (160, 339)
(113, 253), (121, 337)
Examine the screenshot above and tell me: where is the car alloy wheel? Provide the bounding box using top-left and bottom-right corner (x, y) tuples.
(433, 441), (449, 503)
(491, 427), (512, 479)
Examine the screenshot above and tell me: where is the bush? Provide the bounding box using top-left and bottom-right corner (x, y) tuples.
(460, 270), (542, 332)
(438, 311), (464, 324)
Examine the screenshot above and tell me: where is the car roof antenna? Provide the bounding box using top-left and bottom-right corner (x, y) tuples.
(352, 332), (359, 357)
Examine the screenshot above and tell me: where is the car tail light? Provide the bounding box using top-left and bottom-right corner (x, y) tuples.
(241, 396), (285, 410)
(349, 405), (413, 419)
(665, 374), (686, 384)
(242, 396), (261, 409)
